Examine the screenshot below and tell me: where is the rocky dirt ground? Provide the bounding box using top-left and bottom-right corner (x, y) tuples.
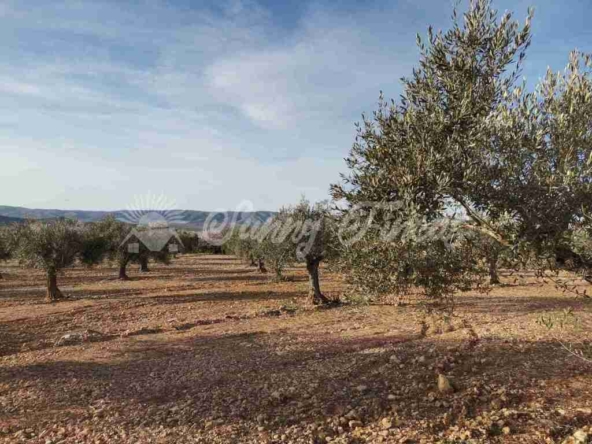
(0, 254), (591, 443)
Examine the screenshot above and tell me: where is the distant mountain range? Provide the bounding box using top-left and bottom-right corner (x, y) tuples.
(0, 215), (24, 225)
(0, 205), (275, 231)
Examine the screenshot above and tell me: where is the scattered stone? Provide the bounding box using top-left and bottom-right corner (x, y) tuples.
(345, 410), (358, 419)
(380, 417), (392, 430)
(348, 420), (363, 429)
(572, 430), (589, 444)
(55, 333), (83, 347)
(5, 254), (592, 443)
(491, 398), (503, 409)
(438, 374), (455, 394)
(54, 330), (104, 347)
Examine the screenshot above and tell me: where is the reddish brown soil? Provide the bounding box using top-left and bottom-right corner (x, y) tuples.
(0, 254), (591, 443)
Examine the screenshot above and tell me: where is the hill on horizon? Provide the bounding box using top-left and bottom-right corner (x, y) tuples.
(0, 205), (275, 231)
(0, 214), (25, 225)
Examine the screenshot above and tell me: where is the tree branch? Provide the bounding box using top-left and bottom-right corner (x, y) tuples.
(452, 194), (512, 247)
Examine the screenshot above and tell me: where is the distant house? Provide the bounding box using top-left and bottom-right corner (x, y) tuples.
(120, 227), (184, 253)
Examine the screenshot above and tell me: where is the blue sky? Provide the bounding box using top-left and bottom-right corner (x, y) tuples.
(1, 0), (590, 212)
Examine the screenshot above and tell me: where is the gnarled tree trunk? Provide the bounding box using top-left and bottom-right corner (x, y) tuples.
(139, 257), (149, 272)
(119, 257), (130, 280)
(306, 259), (329, 305)
(46, 268), (64, 302)
(488, 255), (500, 285)
(257, 258), (267, 273)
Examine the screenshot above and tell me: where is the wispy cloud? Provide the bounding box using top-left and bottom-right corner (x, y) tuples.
(204, 5), (420, 130)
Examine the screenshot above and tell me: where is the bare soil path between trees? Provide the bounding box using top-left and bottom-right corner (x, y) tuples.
(0, 254), (591, 443)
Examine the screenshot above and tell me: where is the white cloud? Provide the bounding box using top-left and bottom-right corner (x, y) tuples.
(0, 0), (440, 211)
(0, 79), (50, 98)
(206, 50), (300, 129)
(204, 5), (418, 131)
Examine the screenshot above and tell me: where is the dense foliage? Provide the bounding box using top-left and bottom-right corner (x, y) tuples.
(12, 219), (101, 301)
(84, 217), (135, 279)
(331, 0), (592, 303)
(225, 200), (338, 303)
(88, 217), (176, 279)
(0, 226), (15, 279)
(277, 200), (338, 304)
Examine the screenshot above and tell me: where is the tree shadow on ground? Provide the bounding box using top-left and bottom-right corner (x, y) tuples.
(458, 294), (592, 315)
(133, 267), (259, 275)
(0, 287), (150, 303)
(128, 273), (269, 283)
(2, 324), (591, 442)
(144, 289), (305, 305)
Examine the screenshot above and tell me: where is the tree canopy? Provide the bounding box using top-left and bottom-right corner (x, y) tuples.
(12, 219), (93, 301)
(331, 0), (592, 302)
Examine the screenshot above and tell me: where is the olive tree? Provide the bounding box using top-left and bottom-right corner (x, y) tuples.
(87, 217), (175, 279)
(0, 226), (15, 279)
(280, 200), (338, 305)
(13, 219), (103, 301)
(482, 49), (592, 264)
(226, 225), (268, 272)
(257, 213), (298, 281)
(566, 224), (592, 283)
(228, 204), (324, 283)
(137, 243), (174, 273)
(178, 230), (200, 253)
(333, 0), (532, 239)
(83, 217), (134, 280)
(138, 250), (151, 273)
(240, 200), (339, 304)
(474, 235), (505, 285)
(467, 214), (516, 285)
(331, 0), (592, 302)
(333, 204), (488, 304)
